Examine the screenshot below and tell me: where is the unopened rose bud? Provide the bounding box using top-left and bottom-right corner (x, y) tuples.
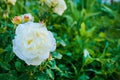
(24, 15), (29, 22)
(12, 16), (22, 24)
(22, 13), (34, 22)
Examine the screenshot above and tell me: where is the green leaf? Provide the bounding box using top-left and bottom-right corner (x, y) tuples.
(87, 26), (96, 38)
(85, 12), (101, 20)
(85, 69), (102, 74)
(48, 60), (57, 69)
(46, 69), (54, 80)
(52, 52), (62, 59)
(0, 62), (10, 70)
(80, 22), (86, 36)
(5, 52), (15, 62)
(0, 48), (4, 54)
(69, 0), (80, 20)
(78, 73), (90, 80)
(15, 61), (21, 70)
(0, 73), (17, 80)
(57, 39), (66, 47)
(101, 5), (115, 17)
(35, 72), (48, 80)
(18, 73), (30, 80)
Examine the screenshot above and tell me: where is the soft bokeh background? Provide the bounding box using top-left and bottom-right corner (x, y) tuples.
(0, 0), (120, 80)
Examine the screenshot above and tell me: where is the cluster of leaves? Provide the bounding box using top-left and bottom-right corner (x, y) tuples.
(0, 0), (120, 80)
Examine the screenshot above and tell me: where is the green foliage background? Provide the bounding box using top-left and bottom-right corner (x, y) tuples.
(0, 0), (120, 80)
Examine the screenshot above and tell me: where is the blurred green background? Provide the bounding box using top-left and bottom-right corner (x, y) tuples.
(0, 0), (120, 80)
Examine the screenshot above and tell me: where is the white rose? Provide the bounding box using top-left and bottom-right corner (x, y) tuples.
(8, 0), (17, 5)
(45, 0), (67, 15)
(21, 13), (34, 22)
(13, 22), (56, 65)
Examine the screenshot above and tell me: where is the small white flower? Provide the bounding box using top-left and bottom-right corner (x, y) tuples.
(8, 0), (17, 5)
(13, 22), (56, 65)
(21, 13), (34, 22)
(45, 0), (67, 15)
(84, 49), (90, 58)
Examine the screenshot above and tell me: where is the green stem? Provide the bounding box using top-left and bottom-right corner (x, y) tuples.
(100, 42), (109, 58)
